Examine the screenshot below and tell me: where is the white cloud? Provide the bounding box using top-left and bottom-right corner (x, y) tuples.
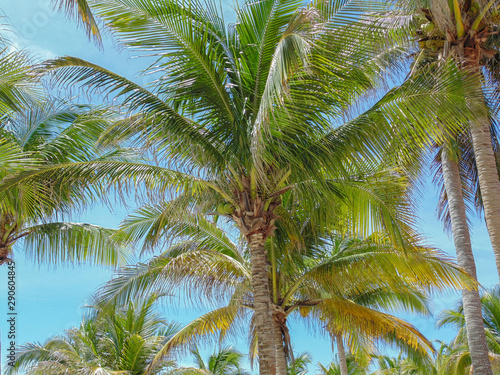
(7, 33), (56, 61)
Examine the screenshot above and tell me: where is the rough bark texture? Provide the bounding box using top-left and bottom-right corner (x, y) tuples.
(336, 334), (348, 375)
(274, 318), (287, 375)
(441, 147), (493, 375)
(248, 232), (277, 375)
(230, 176), (281, 375)
(469, 115), (500, 281)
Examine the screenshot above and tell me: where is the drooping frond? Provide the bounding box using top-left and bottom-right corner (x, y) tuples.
(146, 305), (245, 374)
(317, 297), (434, 356)
(93, 0), (238, 125)
(0, 49), (39, 116)
(22, 222), (131, 267)
(0, 161), (213, 217)
(53, 0), (102, 46)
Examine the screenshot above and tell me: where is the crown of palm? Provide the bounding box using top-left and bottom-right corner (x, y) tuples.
(96, 207), (474, 371)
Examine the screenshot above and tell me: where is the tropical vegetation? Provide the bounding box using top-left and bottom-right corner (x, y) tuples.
(94, 206), (474, 374)
(169, 346), (250, 375)
(1, 0), (500, 374)
(3, 1), (480, 371)
(6, 295), (180, 374)
(391, 1), (500, 372)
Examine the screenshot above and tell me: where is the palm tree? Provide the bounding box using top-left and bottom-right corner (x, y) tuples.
(317, 357), (367, 375)
(6, 295), (179, 374)
(0, 98), (133, 266)
(169, 346), (250, 375)
(409, 2), (500, 280)
(4, 1), (482, 372)
(382, 3), (500, 373)
(371, 352), (434, 375)
(287, 352), (311, 375)
(96, 200), (475, 375)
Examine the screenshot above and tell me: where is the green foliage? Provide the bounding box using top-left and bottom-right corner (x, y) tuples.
(25, 0), (485, 254)
(96, 206), (475, 371)
(317, 356), (367, 375)
(0, 97), (133, 266)
(6, 295), (180, 374)
(169, 346), (250, 375)
(435, 287), (500, 374)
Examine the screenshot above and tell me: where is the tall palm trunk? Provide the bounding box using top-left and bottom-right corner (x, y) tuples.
(469, 113), (500, 280)
(274, 319), (287, 375)
(248, 232), (277, 375)
(441, 146), (493, 375)
(336, 334), (348, 375)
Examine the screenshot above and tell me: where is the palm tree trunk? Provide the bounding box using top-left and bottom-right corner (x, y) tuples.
(248, 232), (277, 375)
(469, 114), (500, 281)
(274, 319), (287, 375)
(336, 334), (348, 375)
(441, 146), (493, 375)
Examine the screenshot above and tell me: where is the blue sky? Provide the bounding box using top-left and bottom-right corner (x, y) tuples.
(0, 0), (498, 372)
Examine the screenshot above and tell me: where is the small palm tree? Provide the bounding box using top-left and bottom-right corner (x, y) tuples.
(287, 352), (311, 375)
(170, 346), (250, 375)
(371, 352), (434, 375)
(316, 357), (367, 375)
(7, 295), (179, 374)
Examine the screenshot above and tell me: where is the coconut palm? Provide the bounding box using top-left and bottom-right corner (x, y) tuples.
(6, 295), (179, 374)
(95, 196), (475, 375)
(407, 3), (500, 280)
(383, 2), (500, 372)
(317, 357), (367, 375)
(287, 352), (311, 375)
(3, 0), (483, 372)
(169, 346), (250, 375)
(0, 99), (132, 266)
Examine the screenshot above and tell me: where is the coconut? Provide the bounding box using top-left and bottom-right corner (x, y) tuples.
(421, 22), (435, 33)
(217, 202), (234, 215)
(299, 306), (311, 318)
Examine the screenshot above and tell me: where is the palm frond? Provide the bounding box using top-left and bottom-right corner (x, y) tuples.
(146, 305), (244, 374)
(0, 49), (39, 116)
(22, 222), (132, 267)
(54, 0), (102, 45)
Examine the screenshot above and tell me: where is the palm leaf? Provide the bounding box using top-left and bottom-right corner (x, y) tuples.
(22, 222), (132, 266)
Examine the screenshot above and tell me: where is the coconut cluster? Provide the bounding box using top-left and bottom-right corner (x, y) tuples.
(216, 202), (234, 215)
(417, 21), (445, 52)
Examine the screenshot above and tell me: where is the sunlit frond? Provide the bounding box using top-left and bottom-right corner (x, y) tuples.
(22, 222), (131, 267)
